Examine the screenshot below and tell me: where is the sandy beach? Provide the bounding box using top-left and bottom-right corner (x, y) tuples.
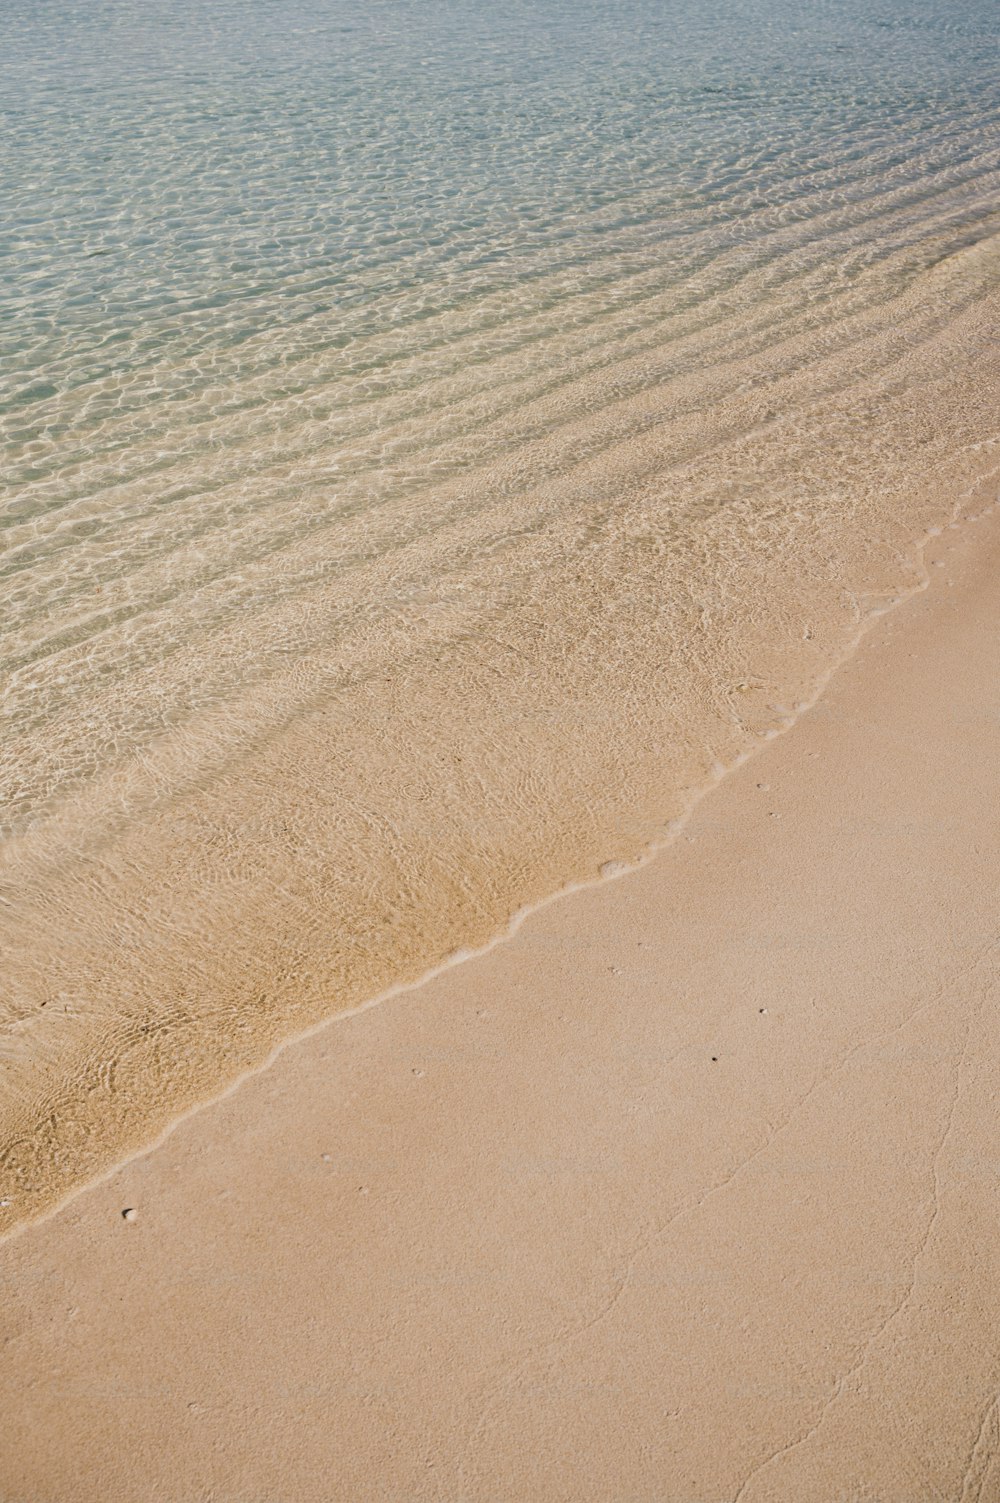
(2, 496), (998, 1501)
(4, 2), (1000, 1496)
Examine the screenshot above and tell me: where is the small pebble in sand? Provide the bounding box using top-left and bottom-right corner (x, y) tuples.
(121, 1207), (138, 1222)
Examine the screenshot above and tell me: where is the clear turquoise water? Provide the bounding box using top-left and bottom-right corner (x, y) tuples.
(1, 0), (999, 830)
(3, 0), (999, 447)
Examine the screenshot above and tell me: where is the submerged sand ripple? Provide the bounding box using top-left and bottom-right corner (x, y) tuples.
(3, 218), (1000, 1231)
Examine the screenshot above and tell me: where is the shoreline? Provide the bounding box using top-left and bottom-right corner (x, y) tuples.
(4, 246), (1000, 1235)
(2, 469), (996, 1247)
(3, 489), (1000, 1498)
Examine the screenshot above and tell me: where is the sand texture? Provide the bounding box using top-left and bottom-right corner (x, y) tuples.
(1, 498), (999, 1501)
(4, 242), (1000, 1232)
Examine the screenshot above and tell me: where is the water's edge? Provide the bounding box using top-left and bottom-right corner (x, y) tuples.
(3, 470), (995, 1246)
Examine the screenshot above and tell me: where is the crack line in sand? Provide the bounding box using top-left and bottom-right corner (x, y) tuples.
(457, 939), (999, 1494)
(959, 1391), (1000, 1503)
(729, 961), (996, 1503)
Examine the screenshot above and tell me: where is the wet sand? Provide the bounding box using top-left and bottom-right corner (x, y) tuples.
(2, 497), (999, 1500)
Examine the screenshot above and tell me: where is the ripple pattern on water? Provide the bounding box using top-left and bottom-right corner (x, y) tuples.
(1, 0), (999, 1229)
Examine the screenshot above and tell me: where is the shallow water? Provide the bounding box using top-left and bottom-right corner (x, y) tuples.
(2, 0), (1000, 1229)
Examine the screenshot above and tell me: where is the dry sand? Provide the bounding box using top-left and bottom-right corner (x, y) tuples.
(2, 501), (1000, 1502)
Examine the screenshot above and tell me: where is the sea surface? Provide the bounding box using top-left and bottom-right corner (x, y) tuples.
(2, 0), (1000, 1229)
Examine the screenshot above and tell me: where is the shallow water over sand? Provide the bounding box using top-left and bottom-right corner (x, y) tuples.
(2, 0), (1000, 1228)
